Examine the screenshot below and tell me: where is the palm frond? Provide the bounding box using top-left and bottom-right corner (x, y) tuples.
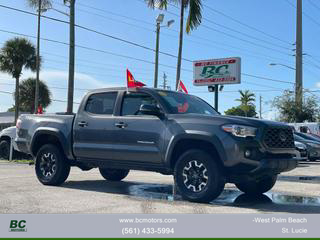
(186, 0), (202, 33)
(27, 0), (52, 11)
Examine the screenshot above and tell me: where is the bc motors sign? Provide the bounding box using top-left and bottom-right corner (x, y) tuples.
(193, 57), (241, 86)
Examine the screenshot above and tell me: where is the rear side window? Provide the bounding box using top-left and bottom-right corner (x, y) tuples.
(85, 92), (117, 115)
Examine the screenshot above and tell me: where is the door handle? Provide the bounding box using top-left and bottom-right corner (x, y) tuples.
(78, 121), (88, 127)
(115, 122), (127, 129)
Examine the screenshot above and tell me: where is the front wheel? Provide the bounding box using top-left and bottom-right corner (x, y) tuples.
(35, 144), (70, 186)
(99, 168), (129, 181)
(174, 149), (225, 203)
(235, 175), (277, 195)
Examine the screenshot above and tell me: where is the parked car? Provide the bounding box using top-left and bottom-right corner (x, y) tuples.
(0, 126), (31, 160)
(289, 122), (320, 136)
(0, 126), (19, 160)
(294, 141), (308, 161)
(16, 87), (298, 203)
(295, 131), (320, 143)
(294, 133), (320, 161)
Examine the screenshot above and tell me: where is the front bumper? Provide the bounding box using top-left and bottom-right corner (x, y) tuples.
(250, 157), (298, 175)
(227, 157), (298, 183)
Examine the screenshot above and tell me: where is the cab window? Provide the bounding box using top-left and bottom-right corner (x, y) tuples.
(85, 92), (117, 115)
(121, 92), (158, 116)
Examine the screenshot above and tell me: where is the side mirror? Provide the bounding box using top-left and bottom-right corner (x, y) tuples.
(139, 104), (162, 117)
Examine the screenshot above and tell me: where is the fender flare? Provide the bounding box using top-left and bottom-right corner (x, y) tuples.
(31, 128), (68, 156)
(164, 131), (227, 168)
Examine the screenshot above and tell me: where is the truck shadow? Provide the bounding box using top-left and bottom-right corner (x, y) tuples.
(62, 180), (320, 213)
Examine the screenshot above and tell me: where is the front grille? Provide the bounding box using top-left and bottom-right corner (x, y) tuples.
(263, 126), (294, 149)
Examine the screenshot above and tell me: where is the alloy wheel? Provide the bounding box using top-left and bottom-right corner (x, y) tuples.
(182, 160), (208, 192)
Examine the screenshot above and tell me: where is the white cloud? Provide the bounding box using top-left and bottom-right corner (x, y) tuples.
(316, 82), (320, 88)
(0, 69), (119, 113)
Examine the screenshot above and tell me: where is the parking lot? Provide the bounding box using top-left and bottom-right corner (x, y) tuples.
(0, 160), (319, 214)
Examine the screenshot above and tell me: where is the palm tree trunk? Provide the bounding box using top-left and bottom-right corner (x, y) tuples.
(15, 77), (19, 124)
(34, 0), (41, 114)
(67, 0), (75, 114)
(175, 2), (184, 90)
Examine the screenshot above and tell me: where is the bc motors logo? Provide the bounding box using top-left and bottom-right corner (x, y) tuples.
(9, 220), (27, 232)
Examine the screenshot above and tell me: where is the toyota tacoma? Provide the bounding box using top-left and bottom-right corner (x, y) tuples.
(16, 87), (297, 203)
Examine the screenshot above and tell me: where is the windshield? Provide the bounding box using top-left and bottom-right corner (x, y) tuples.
(157, 90), (218, 115)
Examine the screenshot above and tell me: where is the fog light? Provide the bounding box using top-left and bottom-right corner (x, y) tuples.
(245, 150), (251, 158)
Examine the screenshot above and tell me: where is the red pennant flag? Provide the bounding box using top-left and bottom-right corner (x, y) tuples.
(177, 80), (188, 94)
(127, 69), (146, 88)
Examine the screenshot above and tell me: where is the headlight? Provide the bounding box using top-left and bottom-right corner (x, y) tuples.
(307, 143), (320, 148)
(222, 124), (257, 138)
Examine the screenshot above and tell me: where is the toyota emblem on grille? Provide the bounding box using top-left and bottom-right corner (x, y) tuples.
(279, 131), (287, 142)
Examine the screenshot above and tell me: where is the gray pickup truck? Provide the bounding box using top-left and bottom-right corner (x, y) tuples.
(16, 87), (297, 203)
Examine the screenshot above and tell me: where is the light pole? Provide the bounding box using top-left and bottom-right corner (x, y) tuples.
(269, 63), (296, 70)
(154, 14), (174, 88)
(34, 0), (42, 114)
(296, 0), (303, 119)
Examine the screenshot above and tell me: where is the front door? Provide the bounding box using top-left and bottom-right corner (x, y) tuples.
(113, 91), (167, 164)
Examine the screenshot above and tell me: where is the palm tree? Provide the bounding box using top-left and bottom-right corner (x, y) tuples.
(146, 0), (202, 90)
(236, 90), (256, 117)
(27, 0), (52, 113)
(0, 37), (38, 123)
(17, 78), (52, 113)
(28, 0), (75, 114)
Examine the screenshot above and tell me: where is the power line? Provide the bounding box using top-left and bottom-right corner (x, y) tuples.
(308, 0), (320, 11)
(284, 0), (320, 27)
(76, 4), (296, 65)
(0, 28), (296, 86)
(1, 3), (297, 67)
(0, 4), (192, 62)
(0, 28), (191, 73)
(202, 3), (293, 46)
(164, 7), (291, 51)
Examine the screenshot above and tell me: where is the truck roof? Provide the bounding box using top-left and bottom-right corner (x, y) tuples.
(87, 87), (176, 94)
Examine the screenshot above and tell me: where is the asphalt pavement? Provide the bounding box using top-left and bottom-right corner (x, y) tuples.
(0, 160), (319, 214)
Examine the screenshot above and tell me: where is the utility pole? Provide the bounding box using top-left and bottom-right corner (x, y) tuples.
(67, 0), (75, 114)
(154, 21), (160, 88)
(34, 0), (42, 114)
(163, 72), (167, 89)
(295, 0), (303, 119)
(259, 95), (262, 119)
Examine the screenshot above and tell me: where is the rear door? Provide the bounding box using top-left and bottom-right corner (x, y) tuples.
(73, 91), (118, 161)
(112, 91), (167, 164)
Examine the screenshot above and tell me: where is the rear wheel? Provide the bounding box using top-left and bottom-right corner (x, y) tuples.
(174, 149), (225, 203)
(99, 168), (129, 181)
(35, 144), (70, 185)
(235, 175), (277, 195)
(0, 140), (10, 160)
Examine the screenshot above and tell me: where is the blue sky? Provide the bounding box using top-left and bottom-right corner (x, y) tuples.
(0, 0), (320, 119)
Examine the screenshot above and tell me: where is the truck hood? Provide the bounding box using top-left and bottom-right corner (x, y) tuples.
(169, 113), (288, 128)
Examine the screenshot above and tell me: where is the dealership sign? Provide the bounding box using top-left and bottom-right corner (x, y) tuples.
(193, 57), (241, 86)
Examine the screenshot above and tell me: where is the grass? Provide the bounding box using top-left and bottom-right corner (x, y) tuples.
(12, 159), (34, 164)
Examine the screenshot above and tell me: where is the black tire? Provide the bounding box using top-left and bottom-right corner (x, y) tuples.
(0, 140), (10, 160)
(99, 168), (129, 181)
(235, 175), (277, 195)
(174, 149), (225, 203)
(35, 144), (70, 186)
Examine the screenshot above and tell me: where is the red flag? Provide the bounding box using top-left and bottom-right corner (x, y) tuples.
(37, 104), (43, 114)
(127, 69), (146, 88)
(177, 80), (188, 94)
